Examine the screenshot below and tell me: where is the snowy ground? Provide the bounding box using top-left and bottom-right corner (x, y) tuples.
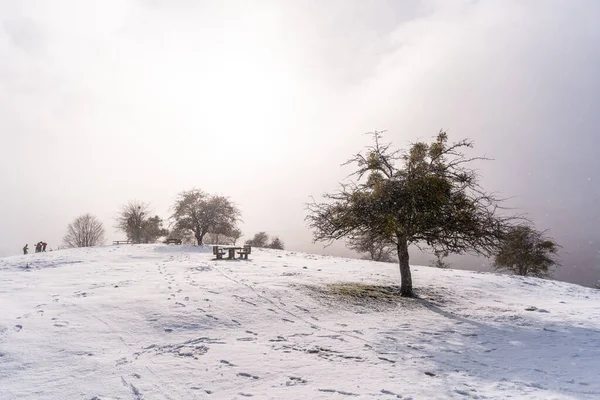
(1, 245), (599, 400)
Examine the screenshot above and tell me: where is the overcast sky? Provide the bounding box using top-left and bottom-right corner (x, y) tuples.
(1, 0), (599, 285)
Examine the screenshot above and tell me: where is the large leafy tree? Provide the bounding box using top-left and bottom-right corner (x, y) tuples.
(170, 189), (241, 245)
(307, 131), (517, 297)
(493, 225), (559, 277)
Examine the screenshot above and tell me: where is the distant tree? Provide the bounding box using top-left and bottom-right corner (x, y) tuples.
(595, 280), (600, 289)
(141, 215), (170, 243)
(493, 225), (559, 278)
(206, 227), (243, 245)
(431, 250), (450, 269)
(245, 232), (269, 247)
(230, 228), (243, 246)
(167, 225), (196, 245)
(63, 214), (105, 248)
(204, 232), (221, 245)
(170, 189), (241, 245)
(116, 201), (151, 243)
(348, 232), (396, 262)
(206, 221), (242, 245)
(205, 231), (235, 245)
(268, 236), (285, 250)
(307, 131), (517, 297)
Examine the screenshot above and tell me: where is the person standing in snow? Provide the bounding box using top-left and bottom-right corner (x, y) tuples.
(42, 242), (47, 252)
(23, 244), (28, 255)
(35, 242), (42, 253)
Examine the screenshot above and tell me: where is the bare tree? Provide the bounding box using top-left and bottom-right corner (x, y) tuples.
(116, 200), (149, 243)
(307, 131), (519, 297)
(116, 201), (166, 244)
(167, 225), (196, 245)
(347, 232), (396, 262)
(230, 228), (243, 246)
(63, 214), (106, 248)
(431, 250), (450, 269)
(493, 225), (559, 277)
(116, 201), (169, 244)
(206, 221), (241, 245)
(170, 189), (241, 245)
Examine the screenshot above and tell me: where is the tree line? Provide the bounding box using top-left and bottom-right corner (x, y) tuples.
(60, 130), (562, 296)
(61, 188), (284, 250)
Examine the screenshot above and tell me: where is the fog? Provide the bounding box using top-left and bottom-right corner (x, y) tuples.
(1, 0), (598, 286)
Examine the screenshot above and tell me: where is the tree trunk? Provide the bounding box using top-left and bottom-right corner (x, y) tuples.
(397, 239), (413, 297)
(195, 231), (205, 246)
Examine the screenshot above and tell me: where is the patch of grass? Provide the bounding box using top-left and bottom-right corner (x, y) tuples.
(321, 283), (403, 302)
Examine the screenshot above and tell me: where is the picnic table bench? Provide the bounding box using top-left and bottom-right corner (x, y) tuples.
(213, 245), (227, 260)
(237, 245), (251, 260)
(213, 245), (251, 260)
(164, 238), (182, 245)
(113, 240), (132, 245)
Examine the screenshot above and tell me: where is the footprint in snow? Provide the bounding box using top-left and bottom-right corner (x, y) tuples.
(14, 325), (22, 332)
(380, 389), (403, 398)
(286, 377), (307, 386)
(237, 372), (259, 380)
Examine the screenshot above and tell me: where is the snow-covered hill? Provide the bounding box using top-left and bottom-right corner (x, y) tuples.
(1, 245), (599, 399)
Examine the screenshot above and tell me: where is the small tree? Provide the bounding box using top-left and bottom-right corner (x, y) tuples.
(348, 232), (396, 262)
(431, 250), (450, 269)
(493, 225), (559, 278)
(167, 225), (196, 245)
(307, 131), (517, 297)
(268, 236), (285, 250)
(170, 189), (241, 245)
(63, 214), (105, 248)
(141, 215), (169, 243)
(116, 201), (151, 243)
(245, 232), (269, 247)
(230, 228), (243, 246)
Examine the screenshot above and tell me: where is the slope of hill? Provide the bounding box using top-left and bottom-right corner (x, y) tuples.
(1, 245), (599, 399)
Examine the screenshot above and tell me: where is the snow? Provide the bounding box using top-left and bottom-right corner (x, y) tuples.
(1, 245), (599, 399)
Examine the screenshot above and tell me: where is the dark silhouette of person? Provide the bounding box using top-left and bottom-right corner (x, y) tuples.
(23, 244), (28, 255)
(42, 242), (47, 252)
(35, 242), (42, 253)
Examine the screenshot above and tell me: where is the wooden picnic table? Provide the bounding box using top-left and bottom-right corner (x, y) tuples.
(222, 246), (242, 260)
(213, 245), (252, 260)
